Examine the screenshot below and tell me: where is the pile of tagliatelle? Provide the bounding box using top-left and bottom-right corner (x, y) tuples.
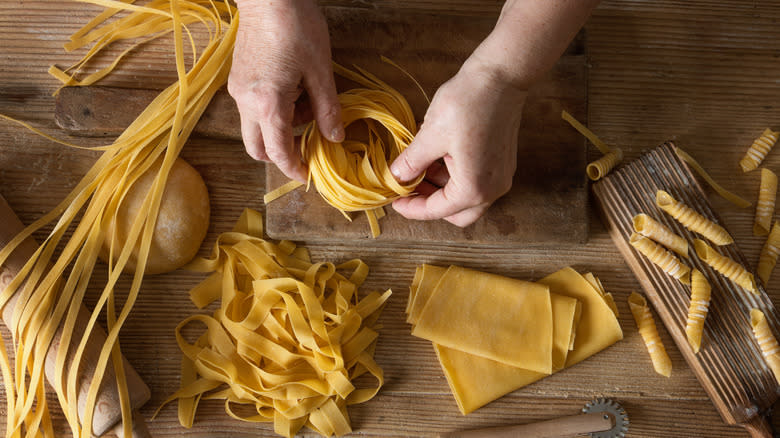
(155, 209), (391, 437)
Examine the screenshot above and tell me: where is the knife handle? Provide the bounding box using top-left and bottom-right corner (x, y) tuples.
(438, 411), (614, 438)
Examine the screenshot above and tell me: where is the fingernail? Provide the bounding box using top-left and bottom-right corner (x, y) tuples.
(390, 163), (402, 180)
(330, 125), (344, 142)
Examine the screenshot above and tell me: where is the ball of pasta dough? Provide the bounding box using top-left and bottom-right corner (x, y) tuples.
(100, 157), (210, 275)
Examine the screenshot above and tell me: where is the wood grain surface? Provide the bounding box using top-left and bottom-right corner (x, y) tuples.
(2, 1), (780, 437)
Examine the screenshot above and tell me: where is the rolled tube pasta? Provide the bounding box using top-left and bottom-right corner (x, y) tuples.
(754, 168), (778, 236)
(628, 292), (672, 377)
(656, 190), (734, 245)
(685, 270), (711, 353)
(757, 221), (780, 287)
(586, 148), (623, 181)
(629, 233), (691, 285)
(750, 309), (780, 384)
(740, 128), (779, 172)
(632, 213), (688, 258)
(693, 239), (757, 294)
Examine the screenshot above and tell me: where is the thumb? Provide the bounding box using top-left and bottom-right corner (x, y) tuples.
(390, 127), (443, 183)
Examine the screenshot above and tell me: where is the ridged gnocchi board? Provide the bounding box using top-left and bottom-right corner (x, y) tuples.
(592, 142), (780, 437)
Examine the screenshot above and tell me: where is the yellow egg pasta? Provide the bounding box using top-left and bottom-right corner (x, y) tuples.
(156, 209), (390, 437)
(758, 221), (780, 287)
(629, 233), (691, 285)
(632, 213), (688, 258)
(628, 292), (672, 377)
(675, 148), (751, 208)
(740, 128), (779, 172)
(754, 168), (778, 236)
(693, 239), (757, 294)
(685, 270), (711, 353)
(750, 309), (780, 384)
(656, 190), (734, 245)
(586, 149), (623, 181)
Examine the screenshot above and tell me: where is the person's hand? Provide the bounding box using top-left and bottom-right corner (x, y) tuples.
(389, 59), (527, 227)
(228, 0), (344, 182)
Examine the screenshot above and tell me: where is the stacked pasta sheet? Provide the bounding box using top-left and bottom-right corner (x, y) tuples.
(405, 265), (623, 414)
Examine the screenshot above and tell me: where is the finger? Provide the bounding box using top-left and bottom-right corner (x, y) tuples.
(390, 126), (445, 183)
(443, 204), (489, 228)
(304, 62), (344, 143)
(238, 111), (268, 161)
(391, 182), (472, 221)
(258, 94), (307, 183)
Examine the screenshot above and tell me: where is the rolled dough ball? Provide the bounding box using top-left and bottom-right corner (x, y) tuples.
(101, 157), (210, 275)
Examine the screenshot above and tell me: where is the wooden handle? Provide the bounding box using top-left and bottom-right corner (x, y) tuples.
(438, 411), (615, 438)
(0, 194), (151, 436)
(741, 414), (774, 438)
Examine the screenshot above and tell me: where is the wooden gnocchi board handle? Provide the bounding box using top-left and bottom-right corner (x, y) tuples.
(592, 142), (778, 436)
(0, 194), (151, 437)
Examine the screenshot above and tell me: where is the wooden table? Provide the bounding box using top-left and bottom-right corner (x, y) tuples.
(2, 1), (780, 436)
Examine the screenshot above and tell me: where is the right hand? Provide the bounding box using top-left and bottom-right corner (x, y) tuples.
(228, 0), (344, 182)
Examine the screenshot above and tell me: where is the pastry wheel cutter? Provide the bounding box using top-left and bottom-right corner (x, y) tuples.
(439, 397), (629, 438)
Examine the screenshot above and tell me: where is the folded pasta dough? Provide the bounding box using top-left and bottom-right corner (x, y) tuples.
(407, 265), (623, 415)
(406, 264), (448, 324)
(411, 266), (554, 373)
(536, 267), (625, 367)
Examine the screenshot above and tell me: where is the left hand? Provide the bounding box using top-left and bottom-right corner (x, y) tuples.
(389, 59), (527, 227)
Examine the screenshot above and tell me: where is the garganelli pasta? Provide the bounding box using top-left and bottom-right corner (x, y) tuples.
(754, 168), (778, 236)
(685, 270), (711, 354)
(586, 148), (623, 181)
(155, 209), (390, 437)
(693, 239), (757, 294)
(629, 233), (691, 285)
(656, 190), (734, 245)
(628, 292), (672, 377)
(561, 110), (622, 181)
(0, 1), (237, 436)
(740, 128), (779, 172)
(757, 221), (780, 287)
(632, 213), (688, 258)
(750, 309), (780, 384)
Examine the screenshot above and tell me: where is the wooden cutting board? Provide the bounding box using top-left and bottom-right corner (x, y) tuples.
(53, 8), (588, 244)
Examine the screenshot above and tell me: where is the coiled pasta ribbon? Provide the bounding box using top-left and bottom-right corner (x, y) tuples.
(561, 110), (622, 181)
(629, 233), (691, 285)
(156, 209), (390, 437)
(628, 292), (672, 377)
(757, 221), (780, 286)
(693, 239), (756, 294)
(685, 270), (711, 354)
(632, 213), (688, 258)
(750, 309), (780, 384)
(740, 128), (779, 172)
(656, 190), (734, 245)
(299, 62), (425, 236)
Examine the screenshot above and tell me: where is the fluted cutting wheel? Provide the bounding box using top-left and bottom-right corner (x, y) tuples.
(582, 397), (629, 438)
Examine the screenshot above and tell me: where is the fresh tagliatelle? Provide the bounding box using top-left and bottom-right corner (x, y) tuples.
(266, 60), (426, 238)
(155, 209), (390, 437)
(0, 1), (237, 437)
